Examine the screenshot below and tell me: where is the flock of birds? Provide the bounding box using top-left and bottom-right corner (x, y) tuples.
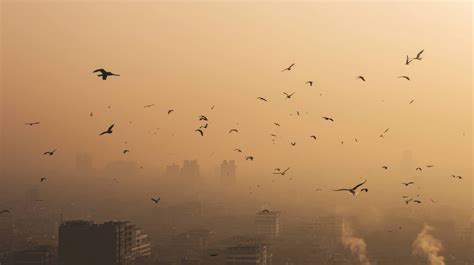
(0, 49), (466, 224)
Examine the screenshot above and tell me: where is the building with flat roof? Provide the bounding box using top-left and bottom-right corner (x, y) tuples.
(255, 210), (281, 240)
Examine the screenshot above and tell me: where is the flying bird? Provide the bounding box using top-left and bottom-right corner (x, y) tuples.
(322, 117), (334, 122)
(354, 138), (358, 143)
(310, 135), (317, 140)
(198, 115), (208, 121)
(290, 142), (296, 146)
(409, 99), (415, 104)
(402, 182), (415, 186)
(269, 134), (277, 137)
(414, 49), (424, 60)
(40, 177), (47, 182)
(234, 149), (242, 153)
(283, 92), (295, 99)
(360, 188), (368, 193)
(413, 200), (422, 204)
(356, 76), (366, 82)
(151, 197), (160, 204)
(281, 63), (295, 72)
(229, 129), (239, 134)
(195, 129), (204, 136)
(0, 210), (10, 215)
(168, 110), (174, 114)
(416, 167), (422, 171)
(245, 156), (254, 161)
(90, 112), (93, 117)
(305, 81), (313, 86)
(333, 179), (367, 196)
(123, 150), (130, 154)
(398, 76), (410, 80)
(99, 124), (114, 135)
(144, 104), (155, 108)
(25, 122), (40, 126)
(426, 165), (435, 168)
(273, 167), (290, 175)
(200, 123), (208, 129)
(405, 55), (413, 65)
(382, 166), (388, 170)
(257, 97), (268, 102)
(211, 105), (215, 110)
(93, 68), (120, 80)
(43, 149), (57, 156)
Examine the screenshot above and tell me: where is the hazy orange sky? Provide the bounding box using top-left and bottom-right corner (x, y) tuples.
(1, 1), (472, 206)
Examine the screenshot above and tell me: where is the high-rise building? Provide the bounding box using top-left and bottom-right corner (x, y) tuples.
(255, 210), (281, 240)
(225, 244), (272, 265)
(220, 160), (237, 185)
(181, 160), (200, 178)
(58, 220), (151, 265)
(11, 246), (54, 265)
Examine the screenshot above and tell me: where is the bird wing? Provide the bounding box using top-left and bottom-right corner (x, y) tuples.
(352, 180), (367, 190)
(168, 110), (173, 114)
(282, 167), (290, 173)
(417, 49), (424, 58)
(107, 124), (115, 131)
(195, 129), (204, 136)
(93, 69), (106, 74)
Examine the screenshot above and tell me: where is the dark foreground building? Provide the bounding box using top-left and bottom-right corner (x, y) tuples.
(58, 220), (150, 265)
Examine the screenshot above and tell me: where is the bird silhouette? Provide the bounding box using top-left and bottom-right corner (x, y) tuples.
(283, 92), (295, 99)
(40, 177), (47, 182)
(43, 149), (57, 156)
(229, 129), (239, 134)
(151, 197), (160, 204)
(257, 97), (268, 102)
(144, 104), (155, 108)
(198, 115), (208, 121)
(99, 124), (114, 135)
(195, 129), (204, 136)
(360, 188), (368, 193)
(413, 200), (422, 204)
(413, 49), (424, 60)
(200, 123), (208, 129)
(405, 199), (413, 204)
(409, 99), (415, 104)
(93, 68), (120, 80)
(310, 135), (317, 140)
(25, 122), (40, 126)
(356, 76), (366, 81)
(0, 210), (10, 215)
(322, 117), (334, 122)
(123, 150), (130, 154)
(354, 138), (358, 143)
(245, 156), (254, 161)
(281, 63), (295, 71)
(405, 55), (413, 65)
(305, 81), (313, 86)
(273, 167), (290, 175)
(90, 112), (93, 117)
(209, 253), (219, 257)
(234, 149), (242, 153)
(168, 110), (174, 114)
(211, 105), (215, 110)
(402, 182), (415, 186)
(273, 122), (280, 127)
(382, 166), (388, 170)
(333, 179), (367, 196)
(416, 167), (422, 171)
(270, 134), (277, 137)
(398, 76), (410, 80)
(290, 142), (296, 146)
(426, 165), (435, 168)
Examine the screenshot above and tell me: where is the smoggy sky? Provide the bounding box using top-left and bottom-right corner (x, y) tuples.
(1, 1), (472, 207)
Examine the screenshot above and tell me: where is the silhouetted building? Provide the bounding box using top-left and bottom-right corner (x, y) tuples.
(164, 163), (180, 177)
(58, 220), (150, 265)
(226, 244), (272, 265)
(220, 160), (237, 185)
(12, 246), (54, 265)
(255, 210), (281, 240)
(180, 160), (200, 179)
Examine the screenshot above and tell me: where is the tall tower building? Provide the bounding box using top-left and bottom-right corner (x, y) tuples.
(226, 244), (272, 265)
(255, 210), (281, 240)
(220, 160), (237, 185)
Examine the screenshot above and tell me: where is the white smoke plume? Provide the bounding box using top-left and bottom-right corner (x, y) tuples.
(341, 224), (371, 265)
(412, 224), (446, 265)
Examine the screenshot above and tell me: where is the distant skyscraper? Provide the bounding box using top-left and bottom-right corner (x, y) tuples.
(180, 160), (200, 179)
(255, 210), (281, 240)
(220, 160), (237, 185)
(58, 220), (150, 265)
(226, 244), (272, 265)
(164, 163), (180, 177)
